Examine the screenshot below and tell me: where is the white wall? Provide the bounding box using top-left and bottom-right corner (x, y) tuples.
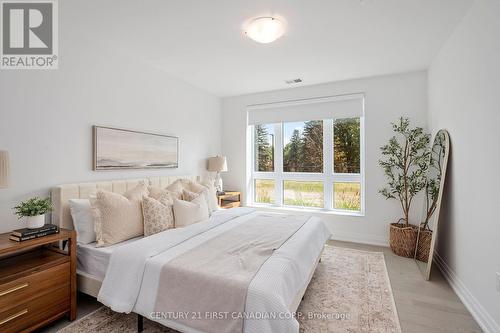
(221, 71), (428, 246)
(428, 0), (500, 331)
(0, 2), (221, 233)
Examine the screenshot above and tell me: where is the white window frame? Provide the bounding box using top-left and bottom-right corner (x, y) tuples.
(248, 99), (365, 216)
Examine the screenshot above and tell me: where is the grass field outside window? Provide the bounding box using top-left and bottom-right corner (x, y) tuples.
(334, 182), (361, 211)
(254, 179), (275, 204)
(254, 180), (362, 211)
(283, 180), (324, 208)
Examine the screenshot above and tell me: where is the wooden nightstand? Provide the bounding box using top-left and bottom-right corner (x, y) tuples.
(217, 191), (242, 209)
(0, 229), (77, 333)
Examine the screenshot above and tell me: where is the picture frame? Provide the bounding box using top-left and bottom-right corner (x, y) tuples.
(93, 126), (179, 170)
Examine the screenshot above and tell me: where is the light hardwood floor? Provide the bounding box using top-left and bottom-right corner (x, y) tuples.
(40, 240), (482, 333)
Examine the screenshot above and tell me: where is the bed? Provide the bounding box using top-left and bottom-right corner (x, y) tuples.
(51, 176), (331, 333)
(76, 236), (142, 281)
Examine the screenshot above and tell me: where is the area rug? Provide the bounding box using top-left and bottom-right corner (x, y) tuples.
(58, 246), (401, 333)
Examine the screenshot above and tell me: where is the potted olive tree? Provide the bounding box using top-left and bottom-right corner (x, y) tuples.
(379, 117), (430, 258)
(13, 197), (52, 229)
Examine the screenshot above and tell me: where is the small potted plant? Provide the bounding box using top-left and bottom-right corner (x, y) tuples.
(13, 197), (52, 229)
(379, 117), (430, 258)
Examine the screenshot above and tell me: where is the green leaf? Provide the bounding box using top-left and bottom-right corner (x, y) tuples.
(378, 117), (430, 225)
(12, 197), (52, 218)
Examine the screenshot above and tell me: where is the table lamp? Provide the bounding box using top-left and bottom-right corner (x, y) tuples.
(208, 156), (227, 193)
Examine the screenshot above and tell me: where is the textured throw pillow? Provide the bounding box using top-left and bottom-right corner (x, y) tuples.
(182, 189), (200, 201)
(68, 199), (95, 244)
(168, 178), (218, 215)
(142, 190), (175, 236)
(90, 183), (148, 247)
(173, 193), (209, 228)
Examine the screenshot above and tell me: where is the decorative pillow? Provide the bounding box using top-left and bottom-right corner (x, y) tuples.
(168, 178), (218, 215)
(148, 186), (182, 200)
(167, 179), (205, 198)
(182, 189), (200, 201)
(186, 180), (207, 193)
(68, 199), (95, 244)
(142, 190), (175, 236)
(199, 179), (219, 213)
(148, 186), (169, 200)
(166, 179), (188, 199)
(173, 193), (209, 228)
(90, 183), (148, 247)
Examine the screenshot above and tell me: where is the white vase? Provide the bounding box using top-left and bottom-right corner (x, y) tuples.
(26, 214), (45, 229)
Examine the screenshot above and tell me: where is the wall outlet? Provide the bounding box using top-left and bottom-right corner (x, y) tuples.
(497, 272), (500, 292)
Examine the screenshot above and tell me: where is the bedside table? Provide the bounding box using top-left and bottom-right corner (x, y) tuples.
(217, 191), (242, 209)
(0, 229), (77, 332)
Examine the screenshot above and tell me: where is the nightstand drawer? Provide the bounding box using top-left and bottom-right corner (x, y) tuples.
(221, 201), (241, 209)
(0, 262), (70, 312)
(0, 229), (76, 331)
(217, 191), (241, 209)
(0, 284), (70, 333)
(222, 194), (240, 201)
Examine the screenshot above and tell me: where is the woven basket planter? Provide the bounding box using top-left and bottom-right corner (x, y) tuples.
(415, 229), (433, 262)
(389, 223), (418, 258)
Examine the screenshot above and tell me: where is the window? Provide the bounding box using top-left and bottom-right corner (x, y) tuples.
(334, 182), (361, 211)
(284, 180), (324, 208)
(254, 124), (275, 172)
(334, 118), (360, 173)
(254, 179), (275, 204)
(249, 96), (364, 214)
(283, 121), (323, 173)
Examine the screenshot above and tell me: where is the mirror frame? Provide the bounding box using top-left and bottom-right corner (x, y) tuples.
(415, 129), (450, 280)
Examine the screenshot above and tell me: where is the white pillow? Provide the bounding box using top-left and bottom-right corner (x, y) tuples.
(68, 199), (95, 244)
(200, 180), (219, 213)
(173, 193), (209, 228)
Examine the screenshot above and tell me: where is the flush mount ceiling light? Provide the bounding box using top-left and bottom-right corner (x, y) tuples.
(244, 17), (285, 44)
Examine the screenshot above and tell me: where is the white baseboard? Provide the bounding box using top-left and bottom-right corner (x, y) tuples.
(330, 231), (388, 247)
(434, 253), (500, 333)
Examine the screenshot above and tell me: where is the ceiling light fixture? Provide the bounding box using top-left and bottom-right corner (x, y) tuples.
(244, 17), (285, 44)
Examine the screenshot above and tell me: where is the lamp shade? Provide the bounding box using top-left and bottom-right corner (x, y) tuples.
(0, 151), (10, 188)
(208, 156), (227, 172)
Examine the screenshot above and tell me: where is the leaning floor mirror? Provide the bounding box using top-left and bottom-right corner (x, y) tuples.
(415, 129), (450, 280)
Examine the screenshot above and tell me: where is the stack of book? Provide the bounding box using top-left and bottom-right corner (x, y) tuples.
(9, 224), (59, 242)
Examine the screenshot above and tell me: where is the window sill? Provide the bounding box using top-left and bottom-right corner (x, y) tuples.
(246, 204), (365, 217)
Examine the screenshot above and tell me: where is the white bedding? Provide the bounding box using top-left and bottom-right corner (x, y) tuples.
(77, 236), (142, 280)
(98, 208), (331, 333)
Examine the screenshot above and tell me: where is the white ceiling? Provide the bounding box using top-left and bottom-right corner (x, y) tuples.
(72, 0), (473, 97)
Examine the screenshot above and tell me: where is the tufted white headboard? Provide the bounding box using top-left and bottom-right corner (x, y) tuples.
(51, 175), (200, 230)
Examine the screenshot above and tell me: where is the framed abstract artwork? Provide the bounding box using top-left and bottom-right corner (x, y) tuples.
(93, 126), (179, 170)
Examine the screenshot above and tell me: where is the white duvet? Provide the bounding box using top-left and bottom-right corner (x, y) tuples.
(98, 208), (331, 333)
